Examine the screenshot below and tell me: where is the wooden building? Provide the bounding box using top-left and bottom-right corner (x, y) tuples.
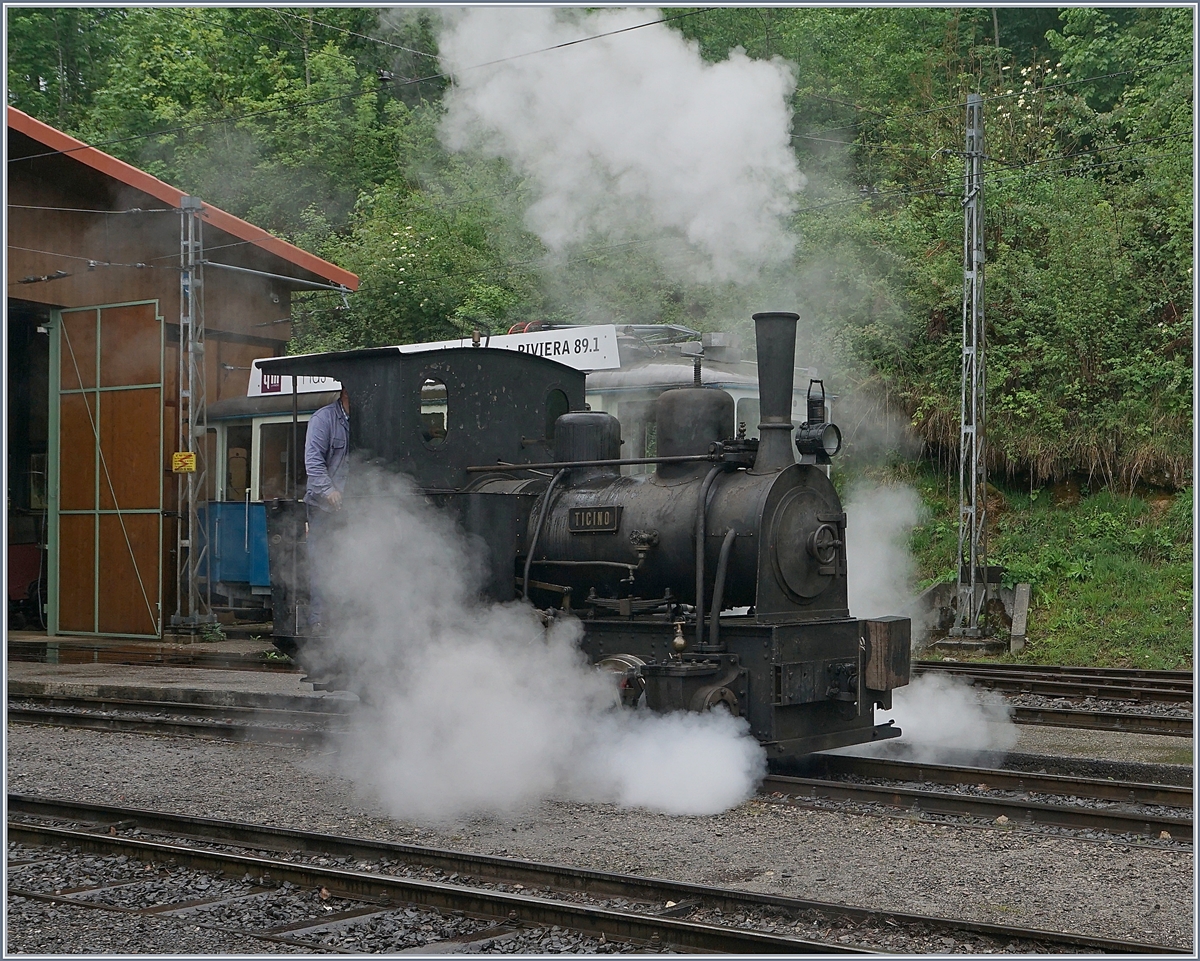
(6, 106), (358, 638)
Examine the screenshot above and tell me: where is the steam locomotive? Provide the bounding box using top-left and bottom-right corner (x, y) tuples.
(259, 311), (910, 758)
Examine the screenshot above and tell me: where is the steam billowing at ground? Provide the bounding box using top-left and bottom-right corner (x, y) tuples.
(840, 482), (1021, 764)
(316, 470), (765, 823)
(436, 6), (804, 284)
(868, 673), (1020, 765)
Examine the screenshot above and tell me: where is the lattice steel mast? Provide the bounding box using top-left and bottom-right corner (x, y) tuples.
(951, 94), (989, 637)
(172, 196), (215, 631)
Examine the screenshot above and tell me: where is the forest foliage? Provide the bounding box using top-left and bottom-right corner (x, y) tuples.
(7, 6), (1193, 490)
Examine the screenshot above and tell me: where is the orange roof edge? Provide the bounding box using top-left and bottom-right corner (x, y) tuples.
(7, 106), (359, 291)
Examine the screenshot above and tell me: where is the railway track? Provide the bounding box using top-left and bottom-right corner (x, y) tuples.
(5, 695), (345, 749)
(918, 661), (1194, 704)
(766, 756), (1193, 840)
(11, 683), (1192, 743)
(7, 795), (1186, 955)
(7, 638), (296, 673)
(8, 695), (1191, 841)
(1010, 705), (1192, 737)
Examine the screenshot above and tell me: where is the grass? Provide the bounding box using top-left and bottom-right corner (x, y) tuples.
(841, 461), (1193, 670)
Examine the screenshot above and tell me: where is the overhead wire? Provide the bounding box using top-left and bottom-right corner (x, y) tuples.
(9, 204), (176, 214)
(7, 244), (172, 270)
(183, 9), (356, 66)
(10, 15), (1186, 299)
(138, 185), (538, 263)
(9, 7), (717, 165)
(272, 9), (440, 60)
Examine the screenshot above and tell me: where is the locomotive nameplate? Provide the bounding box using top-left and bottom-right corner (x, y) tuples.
(568, 506), (622, 533)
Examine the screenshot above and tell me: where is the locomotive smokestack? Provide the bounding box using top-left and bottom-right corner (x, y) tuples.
(751, 311), (799, 473)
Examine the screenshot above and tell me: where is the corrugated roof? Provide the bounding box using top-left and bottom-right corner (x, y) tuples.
(7, 106), (358, 291)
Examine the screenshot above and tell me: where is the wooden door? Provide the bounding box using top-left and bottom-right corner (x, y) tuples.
(52, 302), (163, 636)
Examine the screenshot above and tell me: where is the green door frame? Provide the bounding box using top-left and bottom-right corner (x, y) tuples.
(47, 300), (165, 638)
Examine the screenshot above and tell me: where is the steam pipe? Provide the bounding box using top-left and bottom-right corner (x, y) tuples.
(707, 529), (737, 649)
(694, 464), (724, 647)
(466, 454), (712, 473)
(751, 311), (799, 473)
(522, 468), (568, 602)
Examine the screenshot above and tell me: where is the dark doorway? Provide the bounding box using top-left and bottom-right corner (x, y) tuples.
(8, 298), (51, 630)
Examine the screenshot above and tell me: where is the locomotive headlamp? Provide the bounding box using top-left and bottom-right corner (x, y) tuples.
(795, 421), (842, 457)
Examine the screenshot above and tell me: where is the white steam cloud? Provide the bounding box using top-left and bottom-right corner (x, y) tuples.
(874, 673), (1019, 763)
(321, 471), (764, 822)
(844, 482), (923, 620)
(436, 7), (805, 282)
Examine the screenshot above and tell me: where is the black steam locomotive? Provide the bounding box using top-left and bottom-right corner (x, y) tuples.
(259, 312), (910, 758)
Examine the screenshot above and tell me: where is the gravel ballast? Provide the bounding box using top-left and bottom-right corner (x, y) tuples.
(5, 724), (1194, 952)
(7, 724), (1190, 950)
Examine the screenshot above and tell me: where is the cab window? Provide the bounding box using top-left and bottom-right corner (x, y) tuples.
(421, 378), (448, 447)
(259, 422), (308, 500)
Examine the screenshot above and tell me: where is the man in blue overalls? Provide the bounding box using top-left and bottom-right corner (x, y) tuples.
(303, 387), (350, 633)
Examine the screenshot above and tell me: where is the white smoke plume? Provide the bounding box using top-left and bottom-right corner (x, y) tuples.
(320, 470), (765, 822)
(873, 673), (1019, 764)
(844, 482), (923, 620)
(436, 7), (805, 283)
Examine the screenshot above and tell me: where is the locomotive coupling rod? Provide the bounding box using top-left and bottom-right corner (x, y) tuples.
(467, 454), (715, 473)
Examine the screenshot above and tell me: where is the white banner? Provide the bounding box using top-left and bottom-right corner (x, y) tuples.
(249, 325), (620, 396)
(247, 365), (342, 398)
(395, 324), (620, 370)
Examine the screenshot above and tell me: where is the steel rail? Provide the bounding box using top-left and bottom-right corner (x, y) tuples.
(5, 886), (360, 954)
(5, 706), (337, 748)
(760, 774), (1192, 838)
(7, 638), (297, 673)
(11, 692), (352, 722)
(4, 819), (862, 955)
(7, 683), (346, 714)
(795, 755), (1194, 807)
(8, 795), (1184, 955)
(1011, 706), (1194, 737)
(917, 662), (1194, 702)
(953, 676), (1192, 703)
(917, 661), (1193, 683)
(11, 690), (1192, 746)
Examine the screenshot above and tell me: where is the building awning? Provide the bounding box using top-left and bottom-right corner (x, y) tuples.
(7, 106), (358, 292)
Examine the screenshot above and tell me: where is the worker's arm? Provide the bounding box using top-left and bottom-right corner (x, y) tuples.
(304, 408), (334, 500)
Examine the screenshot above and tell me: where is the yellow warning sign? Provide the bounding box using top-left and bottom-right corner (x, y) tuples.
(172, 451), (197, 473)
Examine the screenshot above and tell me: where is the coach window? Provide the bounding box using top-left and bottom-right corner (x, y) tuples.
(420, 378), (448, 447)
(545, 388), (569, 441)
(225, 425), (252, 501)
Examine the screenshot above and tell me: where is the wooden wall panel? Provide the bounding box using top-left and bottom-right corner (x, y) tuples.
(214, 339), (279, 402)
(99, 303), (161, 387)
(59, 394), (97, 511)
(97, 514), (159, 635)
(58, 514), (96, 632)
(98, 388), (161, 511)
(59, 310), (97, 390)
